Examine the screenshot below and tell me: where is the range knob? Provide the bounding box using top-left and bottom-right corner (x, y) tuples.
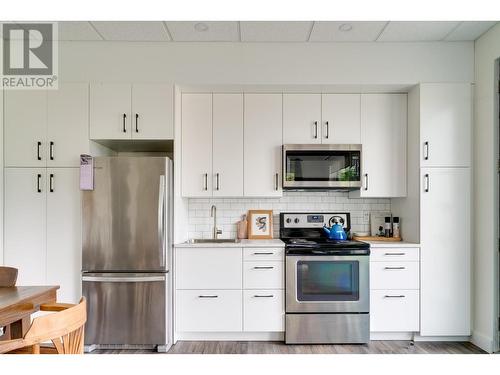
(285, 218), (292, 224)
(294, 218), (300, 224)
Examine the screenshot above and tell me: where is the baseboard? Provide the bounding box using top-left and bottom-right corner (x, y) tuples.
(175, 332), (284, 341)
(370, 332), (414, 341)
(471, 330), (495, 353)
(413, 334), (470, 342)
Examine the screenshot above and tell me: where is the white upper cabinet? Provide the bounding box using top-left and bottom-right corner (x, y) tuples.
(90, 83), (174, 140)
(420, 83), (472, 167)
(90, 83), (132, 140)
(244, 93), (283, 197)
(131, 84), (174, 140)
(351, 94), (407, 198)
(4, 91), (47, 167)
(47, 83), (90, 167)
(212, 94), (244, 197)
(283, 94), (321, 144)
(321, 94), (361, 144)
(181, 93), (213, 197)
(420, 167), (471, 336)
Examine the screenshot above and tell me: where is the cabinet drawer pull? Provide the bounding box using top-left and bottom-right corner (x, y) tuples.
(49, 141), (54, 160)
(384, 252), (406, 256)
(37, 141), (42, 161)
(313, 121), (318, 139)
(424, 173), (430, 193)
(253, 295), (274, 298)
(423, 141), (429, 160)
(215, 173), (220, 191)
(123, 113), (127, 133)
(384, 295), (405, 298)
(384, 266), (406, 270)
(203, 173), (208, 191)
(253, 266), (274, 270)
(49, 173), (54, 193)
(37, 173), (42, 193)
(135, 113), (139, 133)
(325, 121), (329, 139)
(275, 173), (279, 191)
(198, 295), (218, 298)
(253, 252), (274, 255)
(364, 173), (369, 191)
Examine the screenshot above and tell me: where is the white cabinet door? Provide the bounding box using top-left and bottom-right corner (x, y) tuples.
(181, 93), (213, 197)
(212, 94), (244, 197)
(90, 83), (131, 140)
(370, 290), (419, 332)
(244, 94), (283, 197)
(46, 168), (82, 303)
(420, 167), (471, 336)
(4, 91), (47, 167)
(420, 83), (471, 167)
(321, 94), (361, 144)
(47, 83), (89, 167)
(243, 261), (284, 289)
(370, 261), (419, 290)
(243, 290), (284, 332)
(283, 94), (321, 144)
(131, 84), (174, 140)
(355, 94), (407, 198)
(4, 168), (46, 285)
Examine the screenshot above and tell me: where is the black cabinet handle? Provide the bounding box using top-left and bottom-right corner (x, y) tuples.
(204, 173), (208, 191)
(253, 252), (274, 255)
(325, 121), (329, 139)
(384, 252), (406, 256)
(384, 295), (405, 298)
(37, 141), (42, 161)
(253, 266), (274, 270)
(49, 141), (54, 160)
(37, 174), (42, 193)
(135, 113), (139, 133)
(49, 173), (54, 192)
(275, 173), (279, 191)
(122, 113), (127, 133)
(313, 121), (318, 139)
(424, 173), (430, 193)
(364, 173), (369, 191)
(215, 173), (220, 191)
(384, 266), (406, 270)
(253, 295), (274, 298)
(424, 141), (429, 160)
(198, 295), (218, 298)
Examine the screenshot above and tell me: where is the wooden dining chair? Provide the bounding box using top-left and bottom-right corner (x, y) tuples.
(0, 297), (87, 354)
(0, 266), (18, 287)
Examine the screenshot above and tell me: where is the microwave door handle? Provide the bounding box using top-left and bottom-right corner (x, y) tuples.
(158, 175), (166, 268)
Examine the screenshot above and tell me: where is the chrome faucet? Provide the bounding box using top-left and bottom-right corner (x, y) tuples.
(210, 205), (223, 239)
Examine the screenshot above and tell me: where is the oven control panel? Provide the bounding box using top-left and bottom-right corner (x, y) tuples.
(281, 213), (349, 229)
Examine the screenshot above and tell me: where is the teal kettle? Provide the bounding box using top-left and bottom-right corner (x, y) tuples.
(323, 219), (348, 241)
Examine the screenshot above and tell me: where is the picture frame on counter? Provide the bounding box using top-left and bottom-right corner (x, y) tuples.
(247, 210), (273, 239)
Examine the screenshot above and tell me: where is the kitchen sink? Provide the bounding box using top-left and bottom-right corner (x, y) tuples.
(186, 238), (240, 244)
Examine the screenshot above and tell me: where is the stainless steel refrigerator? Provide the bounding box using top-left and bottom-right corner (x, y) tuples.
(81, 156), (172, 352)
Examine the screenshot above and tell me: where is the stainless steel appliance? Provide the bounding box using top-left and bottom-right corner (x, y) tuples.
(282, 212), (370, 344)
(82, 156), (173, 352)
(282, 144), (362, 190)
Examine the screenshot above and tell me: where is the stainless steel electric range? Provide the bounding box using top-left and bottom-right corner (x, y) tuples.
(281, 212), (370, 344)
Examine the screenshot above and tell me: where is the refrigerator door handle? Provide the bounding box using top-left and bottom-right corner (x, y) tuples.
(158, 175), (166, 268)
(82, 275), (166, 282)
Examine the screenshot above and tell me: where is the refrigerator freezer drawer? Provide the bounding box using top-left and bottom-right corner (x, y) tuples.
(83, 273), (167, 346)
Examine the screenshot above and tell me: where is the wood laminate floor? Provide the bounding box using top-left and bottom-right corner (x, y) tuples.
(91, 340), (485, 354)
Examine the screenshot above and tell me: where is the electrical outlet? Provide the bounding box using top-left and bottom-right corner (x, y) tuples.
(362, 211), (370, 224)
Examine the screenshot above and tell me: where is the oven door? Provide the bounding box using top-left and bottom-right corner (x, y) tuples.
(283, 144), (362, 189)
(286, 255), (369, 313)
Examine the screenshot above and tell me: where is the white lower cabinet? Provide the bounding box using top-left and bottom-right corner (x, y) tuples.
(369, 247), (420, 334)
(175, 246), (285, 335)
(243, 290), (284, 332)
(370, 290), (419, 332)
(177, 290), (243, 332)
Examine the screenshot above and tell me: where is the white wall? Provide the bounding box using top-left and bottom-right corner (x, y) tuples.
(473, 23), (500, 353)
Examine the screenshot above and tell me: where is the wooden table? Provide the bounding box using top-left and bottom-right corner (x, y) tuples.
(0, 286), (59, 340)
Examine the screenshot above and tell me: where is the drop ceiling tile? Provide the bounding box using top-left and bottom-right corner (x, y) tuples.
(58, 21), (102, 41)
(91, 21), (170, 41)
(444, 21), (497, 41)
(165, 21), (238, 41)
(240, 21), (313, 42)
(310, 21), (388, 42)
(377, 21), (460, 42)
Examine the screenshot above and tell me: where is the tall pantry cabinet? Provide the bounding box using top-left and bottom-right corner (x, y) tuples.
(3, 83), (88, 303)
(393, 83), (472, 337)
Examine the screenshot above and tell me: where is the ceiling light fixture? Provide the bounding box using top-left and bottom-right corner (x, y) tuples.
(194, 22), (209, 32)
(338, 23), (353, 32)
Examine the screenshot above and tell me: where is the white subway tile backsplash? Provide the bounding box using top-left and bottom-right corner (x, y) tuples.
(186, 191), (390, 239)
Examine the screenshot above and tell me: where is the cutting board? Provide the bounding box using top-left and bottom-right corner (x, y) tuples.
(353, 236), (402, 242)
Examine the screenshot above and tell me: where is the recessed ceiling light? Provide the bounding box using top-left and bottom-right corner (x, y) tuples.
(338, 23), (353, 32)
(194, 22), (209, 32)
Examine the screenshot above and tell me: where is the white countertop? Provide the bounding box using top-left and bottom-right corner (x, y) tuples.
(175, 239), (285, 248)
(362, 241), (420, 248)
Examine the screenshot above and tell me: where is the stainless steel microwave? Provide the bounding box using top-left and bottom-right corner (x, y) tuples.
(282, 144), (362, 189)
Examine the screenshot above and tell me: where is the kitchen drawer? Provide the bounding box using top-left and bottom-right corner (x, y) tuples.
(243, 290), (284, 332)
(370, 289), (419, 332)
(176, 247), (242, 289)
(243, 261), (284, 289)
(243, 247), (284, 261)
(176, 290), (242, 332)
(370, 261), (419, 290)
(370, 247), (419, 262)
